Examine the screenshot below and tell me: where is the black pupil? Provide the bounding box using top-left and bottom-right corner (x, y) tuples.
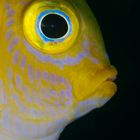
(41, 14), (68, 39)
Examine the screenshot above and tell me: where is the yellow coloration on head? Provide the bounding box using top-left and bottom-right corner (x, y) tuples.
(74, 65), (117, 101)
(0, 0), (117, 140)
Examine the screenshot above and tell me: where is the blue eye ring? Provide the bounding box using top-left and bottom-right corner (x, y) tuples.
(36, 10), (72, 43)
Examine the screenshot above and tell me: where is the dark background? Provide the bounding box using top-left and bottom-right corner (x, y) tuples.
(60, 0), (140, 140)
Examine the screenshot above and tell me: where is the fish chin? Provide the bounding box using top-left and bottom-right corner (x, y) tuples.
(73, 83), (116, 123)
(74, 79), (117, 119)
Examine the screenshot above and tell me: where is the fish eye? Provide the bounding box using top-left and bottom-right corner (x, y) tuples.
(36, 10), (72, 42)
(41, 13), (68, 39)
(23, 1), (79, 54)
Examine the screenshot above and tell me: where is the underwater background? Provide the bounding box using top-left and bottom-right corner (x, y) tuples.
(59, 0), (139, 140)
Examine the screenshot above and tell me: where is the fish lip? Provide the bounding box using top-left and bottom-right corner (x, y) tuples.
(95, 65), (117, 83)
(90, 65), (118, 98)
(75, 65), (117, 101)
(104, 74), (117, 83)
(94, 64), (117, 85)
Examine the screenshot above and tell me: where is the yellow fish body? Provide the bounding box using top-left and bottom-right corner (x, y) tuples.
(0, 0), (117, 140)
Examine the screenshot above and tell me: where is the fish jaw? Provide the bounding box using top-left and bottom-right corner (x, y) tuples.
(73, 65), (117, 119)
(73, 65), (117, 101)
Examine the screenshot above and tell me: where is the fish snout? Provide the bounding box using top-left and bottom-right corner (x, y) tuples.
(73, 65), (117, 101)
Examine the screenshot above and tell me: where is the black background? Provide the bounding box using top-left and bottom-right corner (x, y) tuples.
(60, 0), (140, 140)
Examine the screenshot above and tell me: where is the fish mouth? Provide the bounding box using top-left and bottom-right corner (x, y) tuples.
(75, 65), (118, 101)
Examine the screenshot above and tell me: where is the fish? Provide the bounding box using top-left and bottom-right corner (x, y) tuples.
(0, 0), (117, 140)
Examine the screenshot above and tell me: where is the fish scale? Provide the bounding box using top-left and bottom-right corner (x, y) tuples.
(0, 0), (117, 140)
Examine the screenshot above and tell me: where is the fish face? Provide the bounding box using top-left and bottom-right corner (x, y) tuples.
(0, 0), (117, 139)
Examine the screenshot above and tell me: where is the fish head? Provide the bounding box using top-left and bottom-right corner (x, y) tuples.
(0, 0), (117, 139)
